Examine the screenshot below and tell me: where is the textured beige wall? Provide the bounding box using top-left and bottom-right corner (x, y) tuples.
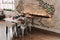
(44, 0), (60, 29)
(54, 0), (60, 29)
(43, 0), (56, 5)
(14, 0), (60, 30)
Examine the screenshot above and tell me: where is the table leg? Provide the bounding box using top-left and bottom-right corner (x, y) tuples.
(15, 23), (19, 37)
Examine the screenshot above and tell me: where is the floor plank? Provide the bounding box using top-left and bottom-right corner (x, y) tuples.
(13, 27), (60, 40)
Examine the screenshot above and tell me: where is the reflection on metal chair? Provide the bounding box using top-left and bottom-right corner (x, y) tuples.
(25, 14), (33, 32)
(6, 21), (16, 40)
(17, 17), (28, 37)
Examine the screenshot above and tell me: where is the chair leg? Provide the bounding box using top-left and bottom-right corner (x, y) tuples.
(7, 27), (13, 40)
(13, 26), (17, 36)
(6, 26), (8, 36)
(12, 26), (15, 35)
(14, 26), (17, 36)
(29, 26), (31, 32)
(21, 29), (24, 37)
(15, 23), (20, 37)
(10, 27), (13, 38)
(26, 28), (28, 34)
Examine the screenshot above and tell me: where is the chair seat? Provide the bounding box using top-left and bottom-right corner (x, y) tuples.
(6, 21), (15, 27)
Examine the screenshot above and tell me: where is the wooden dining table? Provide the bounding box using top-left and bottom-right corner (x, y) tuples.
(17, 3), (52, 18)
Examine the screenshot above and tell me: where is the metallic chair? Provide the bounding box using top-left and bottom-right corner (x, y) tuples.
(17, 17), (28, 37)
(25, 14), (33, 32)
(6, 21), (16, 40)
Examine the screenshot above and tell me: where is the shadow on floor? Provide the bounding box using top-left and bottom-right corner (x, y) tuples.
(12, 27), (60, 40)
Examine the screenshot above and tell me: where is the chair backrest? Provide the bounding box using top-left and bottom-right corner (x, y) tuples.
(19, 16), (28, 28)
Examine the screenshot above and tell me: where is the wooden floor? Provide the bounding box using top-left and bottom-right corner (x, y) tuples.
(12, 27), (60, 40)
